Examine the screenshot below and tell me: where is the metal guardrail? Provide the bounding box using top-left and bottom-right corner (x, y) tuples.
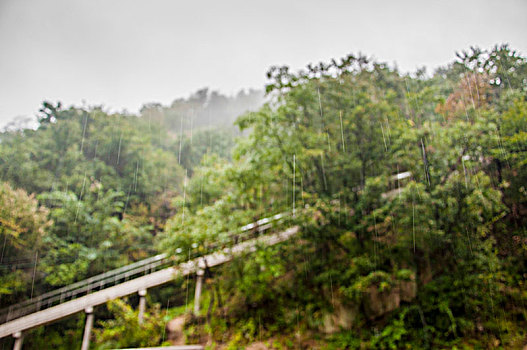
(0, 211), (291, 325)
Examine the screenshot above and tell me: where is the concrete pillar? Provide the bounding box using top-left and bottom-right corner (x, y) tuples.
(12, 331), (23, 350)
(81, 307), (94, 350)
(193, 269), (204, 316)
(138, 289), (147, 324)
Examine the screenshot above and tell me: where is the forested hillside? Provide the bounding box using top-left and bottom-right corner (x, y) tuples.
(0, 44), (526, 349)
(140, 88), (264, 132)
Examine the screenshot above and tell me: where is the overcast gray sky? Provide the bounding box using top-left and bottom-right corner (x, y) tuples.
(0, 0), (526, 127)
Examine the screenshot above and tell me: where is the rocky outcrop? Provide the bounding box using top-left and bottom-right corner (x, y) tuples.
(399, 276), (417, 302)
(363, 273), (417, 320)
(363, 285), (401, 320)
(320, 301), (358, 334)
(319, 273), (418, 331)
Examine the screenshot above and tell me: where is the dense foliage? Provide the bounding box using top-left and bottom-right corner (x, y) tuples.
(160, 44), (527, 348)
(0, 90), (258, 349)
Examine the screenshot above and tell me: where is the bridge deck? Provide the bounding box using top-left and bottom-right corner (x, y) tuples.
(0, 226), (298, 338)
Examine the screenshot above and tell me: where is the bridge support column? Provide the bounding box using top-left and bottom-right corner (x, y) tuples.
(194, 269), (204, 316)
(12, 331), (23, 350)
(138, 289), (147, 324)
(81, 307), (94, 350)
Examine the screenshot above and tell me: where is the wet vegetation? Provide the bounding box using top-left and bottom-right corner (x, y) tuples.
(0, 44), (526, 349)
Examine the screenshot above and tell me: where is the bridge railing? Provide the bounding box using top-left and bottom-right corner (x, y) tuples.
(0, 254), (173, 324)
(0, 211), (294, 325)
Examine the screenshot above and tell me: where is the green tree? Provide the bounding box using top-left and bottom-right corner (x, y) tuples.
(0, 182), (50, 302)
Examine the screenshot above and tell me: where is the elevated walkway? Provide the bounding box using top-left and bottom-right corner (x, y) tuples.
(0, 212), (298, 349)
